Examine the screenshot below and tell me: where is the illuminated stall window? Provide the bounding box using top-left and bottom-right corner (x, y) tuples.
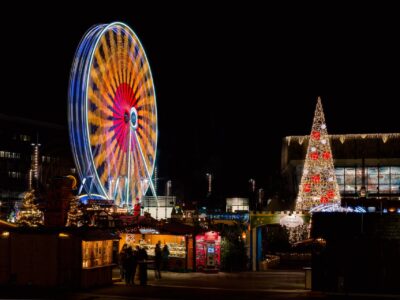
(82, 240), (113, 268)
(119, 233), (187, 258)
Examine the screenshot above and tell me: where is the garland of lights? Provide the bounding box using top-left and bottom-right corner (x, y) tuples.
(286, 133), (400, 145)
(295, 97), (341, 211)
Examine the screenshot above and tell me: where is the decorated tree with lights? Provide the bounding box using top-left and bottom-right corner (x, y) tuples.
(66, 196), (84, 227)
(17, 189), (43, 227)
(295, 97), (341, 211)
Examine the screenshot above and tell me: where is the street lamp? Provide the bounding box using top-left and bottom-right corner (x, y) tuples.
(206, 173), (212, 195)
(258, 188), (264, 211)
(166, 180), (171, 219)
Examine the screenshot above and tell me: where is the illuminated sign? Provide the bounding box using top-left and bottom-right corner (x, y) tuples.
(87, 199), (114, 206)
(208, 213), (249, 222)
(279, 215), (304, 228)
(139, 228), (159, 234)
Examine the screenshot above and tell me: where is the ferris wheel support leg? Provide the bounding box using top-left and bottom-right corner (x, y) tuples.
(78, 177), (87, 195)
(113, 177), (121, 205)
(126, 129), (132, 207)
(133, 131), (158, 206)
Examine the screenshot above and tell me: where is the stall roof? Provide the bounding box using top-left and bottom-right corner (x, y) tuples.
(161, 222), (195, 235)
(0, 225), (118, 240)
(0, 219), (17, 230)
(79, 229), (118, 241)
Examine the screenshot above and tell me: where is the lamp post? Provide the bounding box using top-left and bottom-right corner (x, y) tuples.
(249, 179), (256, 192)
(249, 178), (256, 210)
(166, 180), (171, 219)
(206, 173), (212, 196)
(258, 188), (264, 211)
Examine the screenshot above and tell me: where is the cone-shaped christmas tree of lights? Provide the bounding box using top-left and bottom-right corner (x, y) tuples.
(66, 196), (84, 227)
(17, 189), (43, 227)
(295, 97), (341, 211)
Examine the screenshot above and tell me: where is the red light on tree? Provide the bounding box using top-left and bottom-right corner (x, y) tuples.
(304, 184), (311, 192)
(322, 151), (331, 160)
(310, 152), (319, 160)
(320, 196), (328, 204)
(311, 175), (320, 183)
(311, 131), (320, 140)
(326, 190), (335, 199)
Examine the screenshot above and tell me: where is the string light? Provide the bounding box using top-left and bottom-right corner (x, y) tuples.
(286, 133), (400, 145)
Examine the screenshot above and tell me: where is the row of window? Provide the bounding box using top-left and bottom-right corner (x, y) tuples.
(335, 167), (400, 194)
(0, 152), (57, 163)
(8, 171), (23, 179)
(0, 151), (21, 159)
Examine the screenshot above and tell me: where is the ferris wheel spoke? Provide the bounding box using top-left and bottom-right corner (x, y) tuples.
(133, 131), (158, 202)
(125, 127), (133, 205)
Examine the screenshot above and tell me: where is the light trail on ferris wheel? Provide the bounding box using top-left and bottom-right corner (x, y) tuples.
(68, 22), (158, 207)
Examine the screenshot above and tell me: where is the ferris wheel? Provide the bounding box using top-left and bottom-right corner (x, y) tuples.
(68, 22), (158, 207)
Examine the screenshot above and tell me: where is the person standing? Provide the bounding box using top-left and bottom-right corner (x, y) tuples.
(124, 246), (134, 285)
(118, 244), (127, 280)
(162, 244), (170, 271)
(131, 246), (139, 285)
(138, 246), (148, 286)
(154, 241), (162, 279)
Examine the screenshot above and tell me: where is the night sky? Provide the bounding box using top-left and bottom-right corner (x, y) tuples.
(2, 5), (399, 201)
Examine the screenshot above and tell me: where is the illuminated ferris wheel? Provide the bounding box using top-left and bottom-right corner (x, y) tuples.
(68, 22), (158, 207)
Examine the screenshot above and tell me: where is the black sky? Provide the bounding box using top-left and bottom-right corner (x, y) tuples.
(2, 4), (399, 201)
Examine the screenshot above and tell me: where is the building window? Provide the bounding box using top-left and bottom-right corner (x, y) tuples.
(20, 134), (31, 142)
(8, 171), (22, 179)
(335, 166), (400, 196)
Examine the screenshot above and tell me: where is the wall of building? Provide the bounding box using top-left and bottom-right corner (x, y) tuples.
(0, 115), (74, 218)
(311, 212), (400, 293)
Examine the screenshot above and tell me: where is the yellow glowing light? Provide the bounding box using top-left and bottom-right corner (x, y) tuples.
(59, 233), (70, 238)
(67, 175), (78, 190)
(1, 231), (10, 237)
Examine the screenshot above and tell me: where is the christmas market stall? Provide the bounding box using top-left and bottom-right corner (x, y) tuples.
(0, 227), (117, 288)
(118, 222), (194, 271)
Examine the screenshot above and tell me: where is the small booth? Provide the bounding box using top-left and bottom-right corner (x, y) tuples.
(118, 225), (194, 271)
(80, 230), (116, 287)
(0, 227), (117, 288)
(195, 231), (221, 272)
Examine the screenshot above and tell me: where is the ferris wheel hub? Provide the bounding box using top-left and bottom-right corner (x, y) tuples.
(130, 106), (138, 130)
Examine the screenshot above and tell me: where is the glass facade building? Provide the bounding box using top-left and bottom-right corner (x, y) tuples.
(281, 133), (400, 207)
